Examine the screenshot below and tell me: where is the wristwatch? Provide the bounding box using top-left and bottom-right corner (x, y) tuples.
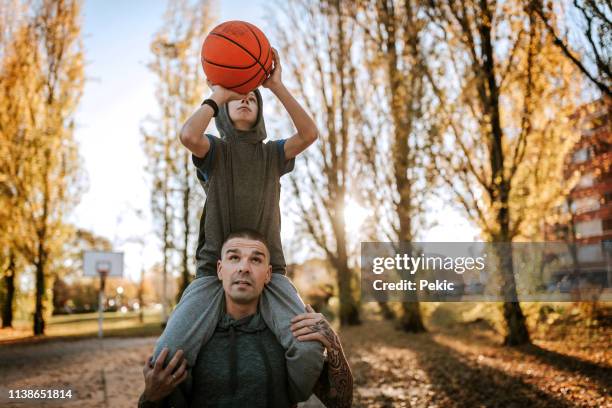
(201, 98), (219, 117)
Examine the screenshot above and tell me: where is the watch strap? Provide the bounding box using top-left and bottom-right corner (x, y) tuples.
(201, 98), (219, 117)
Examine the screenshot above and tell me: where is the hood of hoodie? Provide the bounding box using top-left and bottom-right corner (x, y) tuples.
(217, 311), (267, 333)
(216, 88), (266, 145)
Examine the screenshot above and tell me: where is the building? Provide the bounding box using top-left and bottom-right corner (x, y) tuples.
(545, 97), (611, 290)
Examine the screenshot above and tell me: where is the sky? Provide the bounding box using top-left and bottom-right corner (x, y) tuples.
(71, 0), (478, 282)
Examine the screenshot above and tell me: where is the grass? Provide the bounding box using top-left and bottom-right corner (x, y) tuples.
(0, 309), (164, 344)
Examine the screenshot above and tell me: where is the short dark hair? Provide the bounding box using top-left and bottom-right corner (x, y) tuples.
(222, 229), (269, 252)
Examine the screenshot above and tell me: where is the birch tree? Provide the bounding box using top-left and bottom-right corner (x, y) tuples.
(142, 0), (214, 320)
(269, 0), (362, 325)
(351, 0), (438, 332)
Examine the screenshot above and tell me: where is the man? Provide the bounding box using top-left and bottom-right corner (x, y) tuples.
(139, 230), (353, 407)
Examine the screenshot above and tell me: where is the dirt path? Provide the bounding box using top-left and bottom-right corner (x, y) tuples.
(0, 336), (155, 407)
(0, 320), (609, 407)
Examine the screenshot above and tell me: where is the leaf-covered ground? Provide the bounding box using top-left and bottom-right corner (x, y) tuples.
(341, 318), (611, 407)
(0, 311), (610, 407)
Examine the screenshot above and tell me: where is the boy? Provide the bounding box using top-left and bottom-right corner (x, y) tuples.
(151, 48), (324, 404)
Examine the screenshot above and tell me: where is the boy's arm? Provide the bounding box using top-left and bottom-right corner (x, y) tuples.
(263, 48), (318, 160)
(179, 85), (246, 158)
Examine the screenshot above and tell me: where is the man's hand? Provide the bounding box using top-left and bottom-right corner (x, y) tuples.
(206, 80), (247, 105)
(141, 348), (188, 403)
(262, 48), (283, 92)
(290, 304), (338, 351)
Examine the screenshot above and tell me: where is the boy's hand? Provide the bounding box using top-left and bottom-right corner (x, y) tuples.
(207, 80), (247, 105)
(262, 48), (283, 91)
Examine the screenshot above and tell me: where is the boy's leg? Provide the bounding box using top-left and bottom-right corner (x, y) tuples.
(152, 276), (224, 368)
(259, 274), (326, 402)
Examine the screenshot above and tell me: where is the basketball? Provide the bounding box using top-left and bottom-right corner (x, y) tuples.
(201, 21), (273, 95)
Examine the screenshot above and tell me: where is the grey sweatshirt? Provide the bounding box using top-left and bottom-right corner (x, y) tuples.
(188, 312), (293, 407)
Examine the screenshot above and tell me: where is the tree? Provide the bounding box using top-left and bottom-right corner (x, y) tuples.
(0, 6), (34, 329)
(270, 0), (361, 325)
(142, 0), (214, 320)
(351, 0), (439, 332)
(529, 0), (611, 97)
(423, 0), (583, 344)
(0, 0), (85, 335)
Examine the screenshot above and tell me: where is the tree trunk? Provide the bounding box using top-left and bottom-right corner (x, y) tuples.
(178, 150), (191, 301)
(498, 240), (530, 345)
(379, 0), (426, 334)
(337, 262), (361, 325)
(1, 252), (16, 328)
(33, 256), (45, 335)
(503, 301), (530, 345)
(378, 302), (396, 320)
(400, 302), (426, 332)
(398, 243), (426, 333)
(161, 140), (171, 325)
(479, 0), (530, 345)
(334, 197), (361, 326)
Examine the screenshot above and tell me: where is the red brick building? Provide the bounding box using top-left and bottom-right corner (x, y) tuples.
(546, 96), (611, 288)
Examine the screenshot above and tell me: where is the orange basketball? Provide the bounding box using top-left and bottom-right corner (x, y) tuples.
(201, 21), (273, 95)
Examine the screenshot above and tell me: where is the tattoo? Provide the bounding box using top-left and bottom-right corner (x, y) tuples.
(310, 319), (353, 407)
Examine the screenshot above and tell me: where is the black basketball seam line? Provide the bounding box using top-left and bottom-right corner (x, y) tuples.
(259, 45), (272, 77)
(203, 50), (267, 89)
(244, 24), (262, 61)
(252, 28), (273, 77)
(241, 45), (272, 87)
(227, 66), (266, 91)
(203, 57), (258, 70)
(210, 31), (266, 73)
(204, 59), (267, 89)
(263, 47), (272, 76)
(203, 42), (270, 72)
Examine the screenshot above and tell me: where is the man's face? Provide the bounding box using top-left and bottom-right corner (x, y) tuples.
(217, 237), (271, 305)
(227, 91), (258, 129)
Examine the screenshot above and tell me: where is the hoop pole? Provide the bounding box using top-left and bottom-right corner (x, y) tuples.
(98, 272), (106, 338)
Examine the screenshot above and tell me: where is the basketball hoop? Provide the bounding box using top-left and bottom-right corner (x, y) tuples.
(83, 251), (123, 338)
(96, 260), (111, 278)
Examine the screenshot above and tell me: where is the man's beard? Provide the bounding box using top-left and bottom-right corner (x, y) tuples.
(229, 288), (258, 304)
(229, 275), (258, 304)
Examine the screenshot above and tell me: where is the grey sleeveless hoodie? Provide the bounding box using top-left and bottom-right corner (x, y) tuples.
(193, 88), (294, 276)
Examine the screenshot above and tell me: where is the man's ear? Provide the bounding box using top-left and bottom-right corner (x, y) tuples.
(264, 265), (272, 285)
(217, 260), (222, 281)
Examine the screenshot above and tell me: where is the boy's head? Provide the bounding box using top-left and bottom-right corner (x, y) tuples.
(227, 91), (259, 131)
(217, 229), (271, 305)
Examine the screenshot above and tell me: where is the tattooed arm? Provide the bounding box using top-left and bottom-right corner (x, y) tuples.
(291, 305), (353, 408)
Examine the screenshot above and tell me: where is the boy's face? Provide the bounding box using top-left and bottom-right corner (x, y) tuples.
(227, 91), (258, 130)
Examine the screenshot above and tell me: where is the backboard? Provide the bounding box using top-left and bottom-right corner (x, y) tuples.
(83, 251), (124, 277)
